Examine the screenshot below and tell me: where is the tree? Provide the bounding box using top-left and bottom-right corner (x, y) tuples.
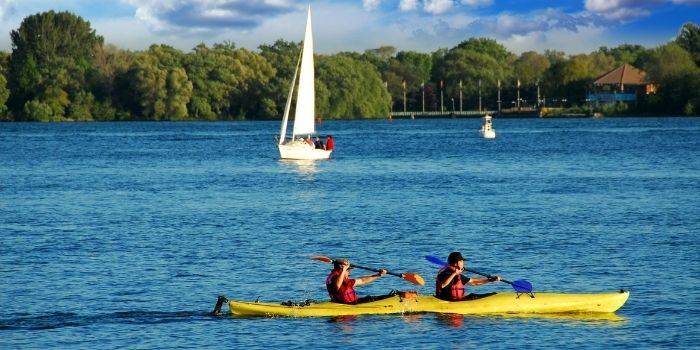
(542, 52), (616, 104)
(643, 43), (698, 82)
(514, 51), (550, 87)
(365, 46), (397, 61)
(377, 51), (433, 111)
(126, 45), (192, 120)
(259, 40), (301, 118)
(7, 11), (103, 120)
(0, 74), (8, 118)
(428, 39), (516, 110)
(676, 22), (700, 66)
(434, 42), (514, 110)
(643, 42), (700, 115)
(598, 44), (648, 66)
(316, 54), (390, 118)
(0, 52), (8, 117)
(184, 43), (238, 120)
(396, 51), (432, 82)
(225, 47), (275, 119)
(90, 44), (133, 120)
(454, 38), (514, 62)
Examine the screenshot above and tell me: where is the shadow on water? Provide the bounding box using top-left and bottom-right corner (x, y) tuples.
(0, 311), (214, 331)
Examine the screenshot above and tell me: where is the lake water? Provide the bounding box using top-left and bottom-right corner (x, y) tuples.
(1, 117), (699, 349)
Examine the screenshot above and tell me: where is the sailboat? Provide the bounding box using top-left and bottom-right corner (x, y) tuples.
(480, 114), (496, 139)
(277, 6), (332, 160)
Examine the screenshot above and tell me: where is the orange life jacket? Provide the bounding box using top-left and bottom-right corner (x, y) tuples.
(435, 267), (465, 301)
(326, 270), (358, 304)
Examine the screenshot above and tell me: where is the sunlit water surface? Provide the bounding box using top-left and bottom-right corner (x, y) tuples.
(1, 117), (699, 348)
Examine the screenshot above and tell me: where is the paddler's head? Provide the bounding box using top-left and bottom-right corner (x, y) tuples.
(333, 258), (350, 270)
(448, 252), (465, 269)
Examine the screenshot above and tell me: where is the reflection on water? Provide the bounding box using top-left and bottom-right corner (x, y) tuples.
(329, 315), (359, 324)
(495, 312), (627, 325)
(435, 312), (626, 328)
(329, 315), (358, 334)
(436, 313), (465, 328)
(279, 159), (321, 177)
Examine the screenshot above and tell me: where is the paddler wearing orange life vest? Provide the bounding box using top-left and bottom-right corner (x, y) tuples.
(326, 258), (387, 304)
(435, 252), (501, 301)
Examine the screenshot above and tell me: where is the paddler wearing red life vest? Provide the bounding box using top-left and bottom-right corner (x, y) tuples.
(326, 258), (387, 304)
(435, 252), (501, 301)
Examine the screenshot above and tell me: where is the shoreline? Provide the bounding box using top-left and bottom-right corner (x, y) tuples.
(1, 114), (698, 123)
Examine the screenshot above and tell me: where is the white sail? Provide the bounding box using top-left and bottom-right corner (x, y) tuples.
(278, 50), (302, 144)
(292, 6), (315, 137)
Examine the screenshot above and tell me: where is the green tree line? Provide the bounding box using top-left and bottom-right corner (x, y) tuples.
(0, 11), (697, 121)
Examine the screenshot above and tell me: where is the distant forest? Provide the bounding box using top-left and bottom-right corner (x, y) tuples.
(0, 11), (698, 121)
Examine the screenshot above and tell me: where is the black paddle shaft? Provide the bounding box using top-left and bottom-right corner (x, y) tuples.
(350, 264), (403, 278)
(464, 268), (514, 285)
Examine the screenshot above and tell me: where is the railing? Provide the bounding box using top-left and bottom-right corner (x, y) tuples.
(390, 110), (496, 118)
(588, 93), (637, 102)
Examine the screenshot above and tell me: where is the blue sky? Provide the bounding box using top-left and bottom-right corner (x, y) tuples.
(0, 0), (698, 54)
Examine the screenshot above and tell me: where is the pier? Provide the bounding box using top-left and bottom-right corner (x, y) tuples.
(390, 110), (496, 119)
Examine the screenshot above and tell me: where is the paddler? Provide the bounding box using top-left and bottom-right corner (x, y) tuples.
(435, 252), (501, 301)
(326, 258), (387, 304)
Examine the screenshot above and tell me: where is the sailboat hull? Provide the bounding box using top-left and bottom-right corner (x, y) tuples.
(279, 141), (331, 160)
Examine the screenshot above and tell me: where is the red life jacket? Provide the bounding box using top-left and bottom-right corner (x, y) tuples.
(326, 270), (358, 304)
(436, 268), (465, 301)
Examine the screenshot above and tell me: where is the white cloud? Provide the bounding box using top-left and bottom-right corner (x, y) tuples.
(0, 0), (14, 19)
(424, 0), (453, 14)
(399, 0), (419, 11)
(122, 0), (299, 33)
(407, 0), (492, 15)
(461, 0), (492, 6)
(500, 25), (609, 55)
(362, 0), (382, 11)
(584, 0), (699, 21)
(475, 8), (602, 38)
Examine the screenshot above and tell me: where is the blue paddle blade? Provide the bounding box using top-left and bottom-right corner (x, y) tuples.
(512, 279), (533, 293)
(425, 255), (447, 266)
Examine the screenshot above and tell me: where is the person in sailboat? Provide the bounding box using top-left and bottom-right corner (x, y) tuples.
(325, 135), (334, 151)
(326, 258), (387, 304)
(314, 136), (323, 149)
(435, 252), (500, 301)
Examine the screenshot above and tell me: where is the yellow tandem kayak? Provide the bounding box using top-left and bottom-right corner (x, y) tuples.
(226, 290), (629, 317)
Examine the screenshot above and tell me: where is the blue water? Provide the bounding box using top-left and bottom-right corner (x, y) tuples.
(1, 117), (699, 349)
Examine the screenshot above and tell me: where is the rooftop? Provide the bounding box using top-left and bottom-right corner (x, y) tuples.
(593, 64), (649, 86)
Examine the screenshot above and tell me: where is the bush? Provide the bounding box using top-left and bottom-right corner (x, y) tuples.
(599, 102), (629, 116)
(23, 100), (57, 121)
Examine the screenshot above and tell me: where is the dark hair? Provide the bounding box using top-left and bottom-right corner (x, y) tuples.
(448, 252), (465, 264)
(333, 258), (349, 270)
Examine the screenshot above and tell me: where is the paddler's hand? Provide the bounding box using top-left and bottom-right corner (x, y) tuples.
(377, 269), (387, 277)
(488, 275), (501, 282)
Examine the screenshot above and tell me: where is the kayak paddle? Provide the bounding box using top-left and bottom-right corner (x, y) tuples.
(425, 255), (533, 295)
(311, 255), (425, 286)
